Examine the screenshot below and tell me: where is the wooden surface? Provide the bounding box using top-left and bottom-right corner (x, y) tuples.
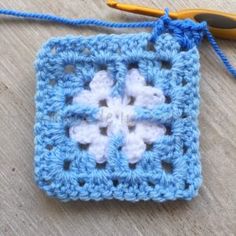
(0, 0), (236, 235)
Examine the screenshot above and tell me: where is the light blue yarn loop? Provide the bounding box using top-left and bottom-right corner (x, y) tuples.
(0, 7), (235, 78)
(150, 8), (171, 43)
(150, 9), (208, 50)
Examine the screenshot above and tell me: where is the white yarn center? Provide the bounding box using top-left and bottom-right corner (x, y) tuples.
(69, 69), (166, 163)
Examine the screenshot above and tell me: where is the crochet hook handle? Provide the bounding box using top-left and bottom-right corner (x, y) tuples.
(178, 10), (236, 40)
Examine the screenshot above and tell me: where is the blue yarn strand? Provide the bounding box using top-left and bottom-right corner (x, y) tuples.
(204, 28), (236, 77)
(0, 9), (156, 28)
(0, 8), (236, 78)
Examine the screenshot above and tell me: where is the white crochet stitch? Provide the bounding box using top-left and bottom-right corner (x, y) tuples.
(69, 69), (166, 163)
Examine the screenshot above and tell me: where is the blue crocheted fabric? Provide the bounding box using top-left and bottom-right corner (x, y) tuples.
(34, 18), (204, 202)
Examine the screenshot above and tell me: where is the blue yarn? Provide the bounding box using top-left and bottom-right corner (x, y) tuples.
(0, 7), (233, 201)
(35, 30), (201, 202)
(0, 9), (156, 28)
(0, 8), (235, 77)
(204, 28), (236, 77)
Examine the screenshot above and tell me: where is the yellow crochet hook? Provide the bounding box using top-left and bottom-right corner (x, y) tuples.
(107, 0), (236, 40)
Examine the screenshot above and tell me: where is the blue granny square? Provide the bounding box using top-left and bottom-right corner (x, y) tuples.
(34, 22), (202, 201)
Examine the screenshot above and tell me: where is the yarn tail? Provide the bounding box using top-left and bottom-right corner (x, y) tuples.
(205, 28), (236, 77)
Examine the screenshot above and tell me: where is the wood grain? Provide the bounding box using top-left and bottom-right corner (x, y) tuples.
(0, 0), (236, 235)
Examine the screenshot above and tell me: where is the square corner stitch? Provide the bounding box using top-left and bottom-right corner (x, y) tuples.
(34, 32), (202, 202)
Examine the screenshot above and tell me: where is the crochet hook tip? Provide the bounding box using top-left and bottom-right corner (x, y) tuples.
(106, 0), (118, 7)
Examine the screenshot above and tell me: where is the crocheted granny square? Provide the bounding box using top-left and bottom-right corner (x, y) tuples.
(35, 26), (202, 201)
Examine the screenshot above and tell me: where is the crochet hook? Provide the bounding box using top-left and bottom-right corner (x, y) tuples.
(107, 0), (236, 40)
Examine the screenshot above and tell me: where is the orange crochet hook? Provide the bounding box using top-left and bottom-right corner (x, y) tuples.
(107, 0), (236, 40)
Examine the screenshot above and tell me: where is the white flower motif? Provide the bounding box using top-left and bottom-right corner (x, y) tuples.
(69, 69), (166, 164)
